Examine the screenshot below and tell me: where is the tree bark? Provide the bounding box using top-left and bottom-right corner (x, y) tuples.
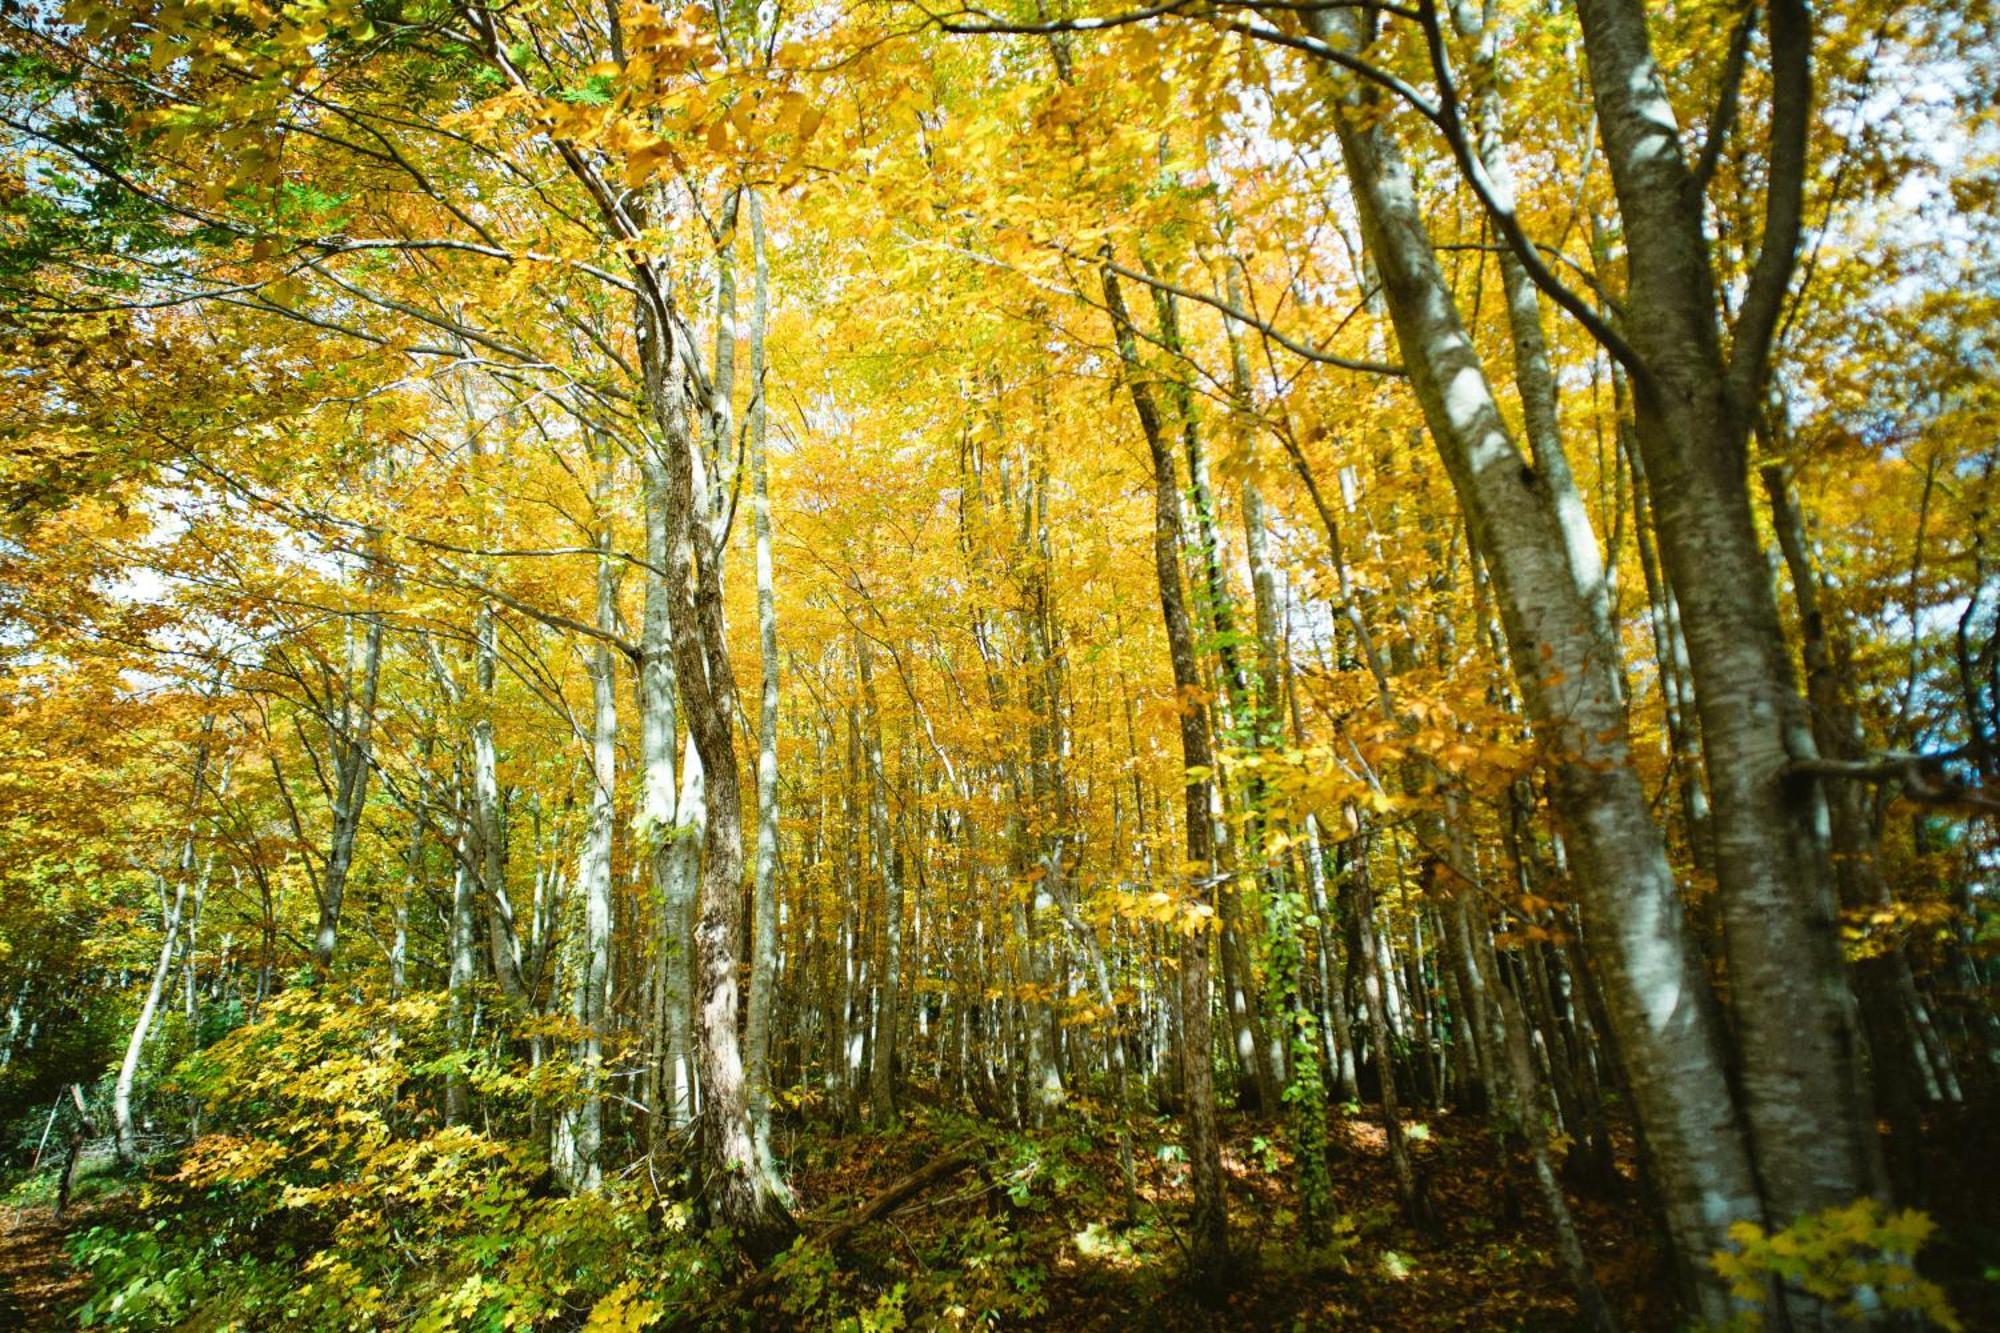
(313, 610), (384, 976)
(1351, 843), (1433, 1227)
(1572, 0), (1883, 1242)
(1151, 278), (1279, 1115)
(640, 296), (796, 1261)
(1301, 11), (1762, 1315)
(556, 432), (618, 1194)
(1102, 258), (1230, 1296)
(116, 725), (213, 1164)
(745, 187), (785, 1190)
(447, 805), (478, 1126)
(1762, 457), (1928, 1201)
(858, 633), (903, 1127)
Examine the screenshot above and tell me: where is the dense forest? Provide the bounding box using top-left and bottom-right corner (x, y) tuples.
(1, 0), (1995, 1326)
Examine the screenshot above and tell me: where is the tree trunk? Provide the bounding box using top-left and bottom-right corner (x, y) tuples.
(1151, 278), (1278, 1115)
(640, 297), (796, 1262)
(314, 611), (384, 976)
(640, 446), (691, 1138)
(116, 729), (212, 1164)
(1762, 457), (1927, 1201)
(1351, 843), (1433, 1227)
(745, 188), (785, 1190)
(115, 873), (187, 1166)
(447, 810), (478, 1126)
(857, 633), (903, 1127)
(1302, 10), (1762, 1315)
(1572, 0), (1883, 1243)
(556, 433), (618, 1194)
(1102, 258), (1230, 1296)
(471, 604), (528, 1010)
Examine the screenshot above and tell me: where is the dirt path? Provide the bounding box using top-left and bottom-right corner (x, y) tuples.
(0, 1203), (89, 1330)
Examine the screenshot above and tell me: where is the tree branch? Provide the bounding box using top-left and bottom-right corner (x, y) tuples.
(1789, 751), (1998, 817)
(1691, 2), (1755, 198)
(1414, 0), (1650, 382)
(1723, 0), (1811, 422)
(1090, 250), (1403, 375)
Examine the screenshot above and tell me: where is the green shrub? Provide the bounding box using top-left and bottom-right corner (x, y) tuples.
(71, 988), (721, 1331)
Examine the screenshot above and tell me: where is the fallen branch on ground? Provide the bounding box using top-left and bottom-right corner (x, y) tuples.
(667, 1149), (983, 1327)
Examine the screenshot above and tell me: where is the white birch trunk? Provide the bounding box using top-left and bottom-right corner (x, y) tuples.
(744, 188), (785, 1187)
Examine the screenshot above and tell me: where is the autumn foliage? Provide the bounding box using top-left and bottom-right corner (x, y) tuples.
(1, 0), (1995, 1327)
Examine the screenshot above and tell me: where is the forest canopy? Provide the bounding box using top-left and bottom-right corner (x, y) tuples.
(0, 0), (1995, 1327)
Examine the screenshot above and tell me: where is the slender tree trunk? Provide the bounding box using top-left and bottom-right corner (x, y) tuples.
(557, 434), (619, 1194)
(314, 612), (384, 976)
(1474, 890), (1618, 1331)
(1620, 405), (1713, 882)
(116, 875), (187, 1165)
(744, 188), (785, 1189)
(1221, 291), (1333, 1229)
(1451, 0), (1610, 642)
(447, 803), (478, 1126)
(1304, 813), (1359, 1104)
(1762, 457), (1927, 1201)
(639, 451), (691, 1137)
(1021, 440), (1071, 1116)
(1352, 842), (1433, 1226)
(857, 634), (903, 1126)
(393, 765), (423, 1001)
(470, 604), (528, 1011)
(116, 728), (213, 1164)
(1103, 258), (1230, 1296)
(640, 296), (796, 1261)
(1152, 278), (1278, 1115)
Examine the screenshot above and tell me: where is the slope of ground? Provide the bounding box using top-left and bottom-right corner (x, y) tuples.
(746, 1099), (1678, 1331)
(0, 1203), (93, 1331)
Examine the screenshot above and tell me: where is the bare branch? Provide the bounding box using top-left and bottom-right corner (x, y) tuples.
(1724, 0), (1812, 421)
(1789, 752), (1998, 817)
(1691, 3), (1755, 198)
(1091, 251), (1404, 376)
(1414, 0), (1650, 382)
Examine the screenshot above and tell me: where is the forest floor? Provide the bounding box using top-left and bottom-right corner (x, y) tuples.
(753, 1099), (1684, 1331)
(5, 1103), (1993, 1330)
(753, 1097), (2000, 1331)
(0, 1202), (94, 1331)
